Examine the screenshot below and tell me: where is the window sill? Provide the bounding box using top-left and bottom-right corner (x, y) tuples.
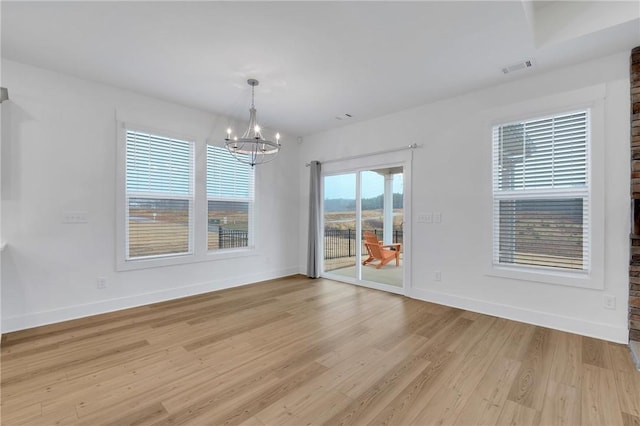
(487, 264), (602, 290)
(116, 247), (259, 271)
(206, 247), (259, 261)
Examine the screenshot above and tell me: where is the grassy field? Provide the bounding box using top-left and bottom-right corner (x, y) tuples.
(128, 222), (189, 257)
(324, 209), (403, 230)
(128, 207), (249, 258)
(511, 252), (582, 269)
(128, 221), (249, 258)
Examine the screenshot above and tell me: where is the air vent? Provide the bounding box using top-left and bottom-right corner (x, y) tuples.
(335, 113), (353, 120)
(501, 60), (533, 74)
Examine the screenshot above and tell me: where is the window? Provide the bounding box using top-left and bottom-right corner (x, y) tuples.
(117, 122), (260, 271)
(125, 130), (194, 260)
(492, 110), (589, 273)
(207, 145), (254, 250)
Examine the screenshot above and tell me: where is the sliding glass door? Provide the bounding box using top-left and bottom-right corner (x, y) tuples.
(322, 166), (405, 293)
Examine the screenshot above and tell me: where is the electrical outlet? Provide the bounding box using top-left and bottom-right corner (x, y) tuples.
(97, 277), (107, 289)
(604, 294), (616, 310)
(434, 271), (442, 281)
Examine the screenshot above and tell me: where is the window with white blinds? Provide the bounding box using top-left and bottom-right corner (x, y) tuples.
(492, 110), (589, 272)
(207, 145), (254, 251)
(125, 130), (194, 259)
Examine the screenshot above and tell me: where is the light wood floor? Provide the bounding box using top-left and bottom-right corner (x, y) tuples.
(2, 275), (639, 425)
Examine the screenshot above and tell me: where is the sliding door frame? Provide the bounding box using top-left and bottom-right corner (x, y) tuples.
(320, 150), (412, 295)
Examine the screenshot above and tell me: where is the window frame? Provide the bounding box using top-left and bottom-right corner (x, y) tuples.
(492, 109), (591, 273)
(206, 144), (256, 252)
(124, 129), (195, 261)
(486, 90), (605, 290)
(116, 122), (258, 272)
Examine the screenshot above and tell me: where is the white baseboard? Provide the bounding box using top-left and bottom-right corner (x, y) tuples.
(406, 287), (628, 344)
(1, 267), (300, 333)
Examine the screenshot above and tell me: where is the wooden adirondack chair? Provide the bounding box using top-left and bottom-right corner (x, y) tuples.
(363, 231), (401, 249)
(363, 241), (400, 269)
(363, 231), (382, 246)
(362, 231), (383, 266)
(362, 230), (400, 269)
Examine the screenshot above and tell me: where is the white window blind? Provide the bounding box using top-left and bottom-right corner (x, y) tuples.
(125, 130), (194, 259)
(207, 145), (254, 250)
(492, 110), (589, 271)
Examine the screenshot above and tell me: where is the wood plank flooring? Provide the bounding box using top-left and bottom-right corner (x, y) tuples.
(2, 275), (639, 425)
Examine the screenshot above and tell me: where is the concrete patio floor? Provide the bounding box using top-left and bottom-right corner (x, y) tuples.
(326, 259), (403, 288)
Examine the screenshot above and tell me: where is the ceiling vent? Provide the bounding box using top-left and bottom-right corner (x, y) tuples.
(501, 60), (533, 74)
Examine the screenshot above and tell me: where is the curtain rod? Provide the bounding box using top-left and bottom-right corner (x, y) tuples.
(305, 143), (419, 167)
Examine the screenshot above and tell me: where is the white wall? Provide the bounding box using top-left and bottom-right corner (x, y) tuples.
(1, 60), (301, 332)
(2, 51), (632, 342)
(299, 52), (631, 343)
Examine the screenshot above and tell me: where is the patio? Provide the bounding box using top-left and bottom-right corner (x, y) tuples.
(324, 254), (403, 288)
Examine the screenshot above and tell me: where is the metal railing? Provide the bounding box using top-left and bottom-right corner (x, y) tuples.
(211, 226), (403, 256)
(218, 226), (249, 249)
(324, 229), (403, 260)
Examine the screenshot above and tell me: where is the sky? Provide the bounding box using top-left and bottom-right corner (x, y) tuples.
(324, 171), (403, 199)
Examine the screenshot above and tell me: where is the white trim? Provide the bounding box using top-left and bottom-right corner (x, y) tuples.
(116, 120), (259, 271)
(487, 265), (591, 288)
(485, 89), (605, 290)
(321, 273), (404, 295)
(117, 121), (198, 270)
(195, 136), (208, 256)
(205, 144), (256, 252)
(486, 84), (606, 128)
(1, 268), (299, 333)
(115, 120), (127, 270)
(117, 247), (261, 272)
(494, 187), (590, 198)
(355, 172), (363, 279)
(320, 149), (412, 295)
(407, 287), (628, 344)
(306, 143), (418, 167)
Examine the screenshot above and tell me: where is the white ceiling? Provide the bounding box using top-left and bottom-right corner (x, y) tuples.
(2, 1), (639, 136)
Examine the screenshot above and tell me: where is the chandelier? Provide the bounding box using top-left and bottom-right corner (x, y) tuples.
(225, 79), (281, 167)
